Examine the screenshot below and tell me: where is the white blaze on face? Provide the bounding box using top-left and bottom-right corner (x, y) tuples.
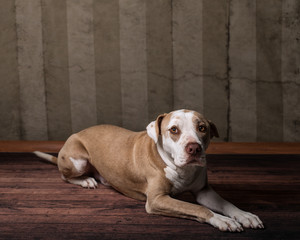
(162, 110), (203, 167)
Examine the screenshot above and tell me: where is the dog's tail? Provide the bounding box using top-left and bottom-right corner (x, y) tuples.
(33, 151), (58, 165)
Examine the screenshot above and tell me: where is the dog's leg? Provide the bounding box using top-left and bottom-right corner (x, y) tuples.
(93, 170), (110, 186)
(59, 156), (98, 189)
(195, 186), (264, 229)
(146, 194), (243, 232)
(61, 175), (98, 189)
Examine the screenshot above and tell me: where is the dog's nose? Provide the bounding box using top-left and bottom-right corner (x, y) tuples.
(185, 143), (201, 156)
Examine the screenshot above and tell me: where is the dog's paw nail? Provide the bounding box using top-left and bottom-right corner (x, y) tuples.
(255, 223), (264, 229)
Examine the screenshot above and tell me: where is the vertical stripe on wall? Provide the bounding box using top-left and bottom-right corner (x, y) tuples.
(229, 0), (257, 141)
(0, 0), (20, 140)
(173, 0), (204, 113)
(94, 0), (122, 126)
(66, 0), (97, 133)
(281, 0), (300, 141)
(119, 0), (148, 131)
(1, 0), (299, 141)
(203, 0), (229, 141)
(146, 0), (173, 121)
(256, 0), (283, 141)
(42, 0), (72, 140)
(16, 0), (48, 140)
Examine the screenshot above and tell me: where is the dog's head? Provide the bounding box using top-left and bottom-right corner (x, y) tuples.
(147, 109), (219, 167)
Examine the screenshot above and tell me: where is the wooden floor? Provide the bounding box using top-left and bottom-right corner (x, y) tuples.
(0, 153), (299, 240)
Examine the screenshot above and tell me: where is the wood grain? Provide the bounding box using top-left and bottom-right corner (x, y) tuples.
(0, 153), (299, 239)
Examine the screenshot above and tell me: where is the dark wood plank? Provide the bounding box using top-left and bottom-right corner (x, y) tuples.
(0, 153), (299, 240)
(207, 142), (300, 154)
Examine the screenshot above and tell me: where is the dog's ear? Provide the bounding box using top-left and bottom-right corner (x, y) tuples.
(208, 120), (219, 139)
(146, 114), (167, 143)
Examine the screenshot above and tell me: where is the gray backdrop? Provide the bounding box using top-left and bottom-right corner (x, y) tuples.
(0, 0), (299, 141)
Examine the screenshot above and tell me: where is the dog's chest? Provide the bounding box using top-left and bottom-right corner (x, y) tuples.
(164, 165), (206, 195)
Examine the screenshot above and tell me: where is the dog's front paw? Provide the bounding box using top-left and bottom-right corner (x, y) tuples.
(231, 210), (264, 229)
(208, 213), (244, 232)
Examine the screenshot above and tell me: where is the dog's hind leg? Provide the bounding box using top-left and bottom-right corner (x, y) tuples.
(92, 169), (110, 186)
(61, 174), (98, 189)
(61, 156), (98, 189)
(58, 155), (98, 189)
(57, 136), (100, 189)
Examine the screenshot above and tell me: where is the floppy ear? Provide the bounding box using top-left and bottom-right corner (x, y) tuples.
(208, 120), (219, 139)
(146, 114), (167, 143)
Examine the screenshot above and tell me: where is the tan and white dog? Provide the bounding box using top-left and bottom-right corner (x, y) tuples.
(34, 109), (264, 232)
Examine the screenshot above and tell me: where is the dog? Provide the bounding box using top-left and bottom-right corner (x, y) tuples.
(34, 109), (264, 231)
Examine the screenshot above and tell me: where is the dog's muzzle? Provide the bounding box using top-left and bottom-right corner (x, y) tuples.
(185, 142), (205, 165)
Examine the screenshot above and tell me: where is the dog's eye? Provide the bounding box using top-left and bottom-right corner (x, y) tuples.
(198, 125), (207, 133)
(170, 126), (179, 134)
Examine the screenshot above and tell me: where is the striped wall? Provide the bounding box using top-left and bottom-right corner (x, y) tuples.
(0, 0), (299, 142)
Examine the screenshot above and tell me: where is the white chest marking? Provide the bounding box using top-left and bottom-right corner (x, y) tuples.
(69, 157), (87, 173)
(157, 141), (205, 194)
(164, 165), (204, 194)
